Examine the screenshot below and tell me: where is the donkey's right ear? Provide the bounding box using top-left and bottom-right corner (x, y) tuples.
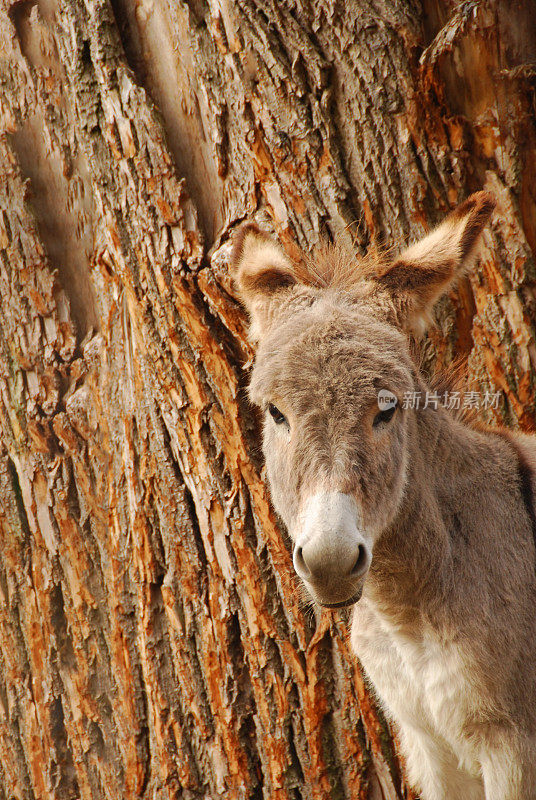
(230, 223), (297, 336)
(374, 192), (495, 336)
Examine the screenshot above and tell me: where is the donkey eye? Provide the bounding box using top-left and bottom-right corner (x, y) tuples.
(268, 403), (288, 425)
(373, 404), (397, 428)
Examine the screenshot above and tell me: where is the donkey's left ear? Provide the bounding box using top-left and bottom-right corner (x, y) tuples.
(230, 223), (298, 338)
(375, 192), (496, 335)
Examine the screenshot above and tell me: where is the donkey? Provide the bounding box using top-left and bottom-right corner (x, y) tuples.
(230, 193), (536, 800)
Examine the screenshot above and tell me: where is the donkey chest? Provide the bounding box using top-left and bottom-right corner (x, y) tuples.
(351, 600), (476, 760)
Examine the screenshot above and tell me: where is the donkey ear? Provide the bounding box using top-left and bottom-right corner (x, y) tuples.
(230, 223), (297, 337)
(230, 223), (296, 301)
(375, 192), (496, 334)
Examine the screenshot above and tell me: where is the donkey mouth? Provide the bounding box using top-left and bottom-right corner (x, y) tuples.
(318, 586), (363, 609)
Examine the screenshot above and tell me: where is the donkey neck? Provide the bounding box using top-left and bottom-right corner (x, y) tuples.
(366, 395), (517, 631)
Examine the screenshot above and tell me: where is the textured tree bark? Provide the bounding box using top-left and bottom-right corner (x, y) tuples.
(0, 1), (535, 798)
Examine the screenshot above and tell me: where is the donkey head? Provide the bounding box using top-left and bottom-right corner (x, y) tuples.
(230, 193), (495, 608)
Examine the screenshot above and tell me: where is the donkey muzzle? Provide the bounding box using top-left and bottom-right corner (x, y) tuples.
(293, 491), (372, 607)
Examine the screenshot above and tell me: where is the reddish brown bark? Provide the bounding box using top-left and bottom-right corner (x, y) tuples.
(0, 1), (535, 798)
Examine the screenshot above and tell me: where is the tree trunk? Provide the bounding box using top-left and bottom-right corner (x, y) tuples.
(0, 0), (534, 798)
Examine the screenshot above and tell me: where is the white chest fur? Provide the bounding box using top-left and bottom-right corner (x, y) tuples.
(351, 598), (482, 781)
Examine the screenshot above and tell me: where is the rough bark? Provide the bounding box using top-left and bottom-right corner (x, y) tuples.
(0, 1), (534, 799)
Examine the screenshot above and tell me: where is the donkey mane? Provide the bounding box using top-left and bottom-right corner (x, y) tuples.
(296, 241), (393, 290)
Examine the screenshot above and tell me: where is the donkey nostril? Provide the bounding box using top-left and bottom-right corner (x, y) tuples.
(351, 544), (369, 578)
(293, 545), (311, 579)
